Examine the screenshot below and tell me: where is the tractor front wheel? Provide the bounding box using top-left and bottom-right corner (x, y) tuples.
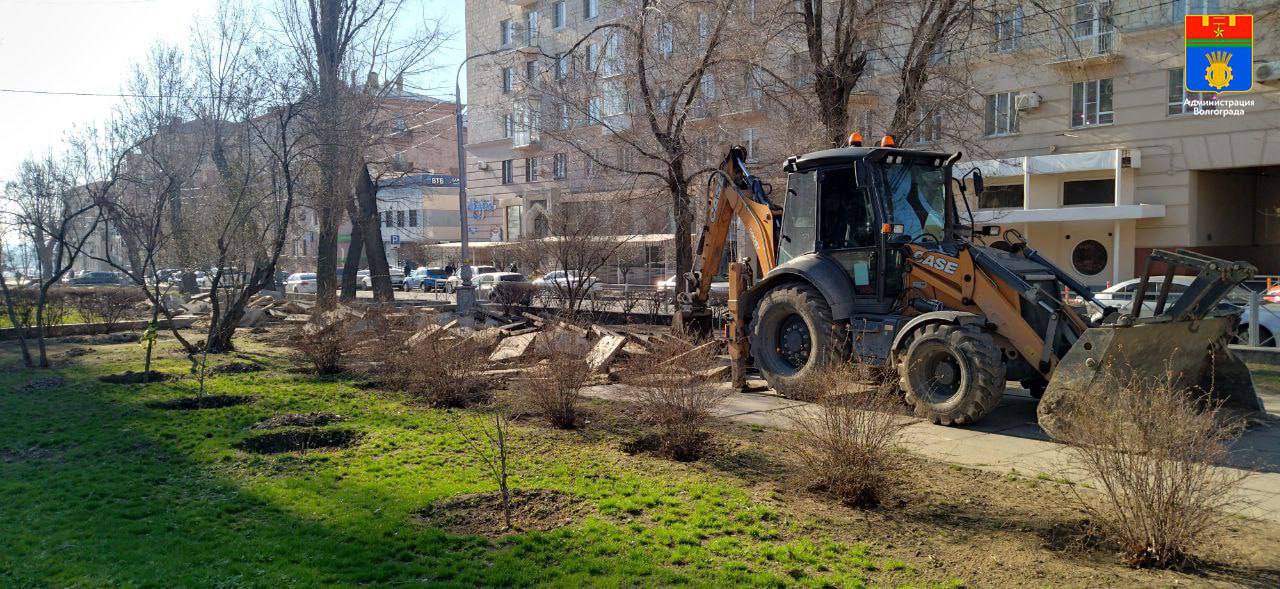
(898, 323), (1006, 426)
(748, 284), (846, 396)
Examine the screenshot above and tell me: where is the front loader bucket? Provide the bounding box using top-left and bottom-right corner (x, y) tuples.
(1037, 316), (1267, 440)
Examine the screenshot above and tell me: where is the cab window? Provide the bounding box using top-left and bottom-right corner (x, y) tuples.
(817, 166), (876, 250)
(779, 172), (817, 264)
(882, 162), (947, 242)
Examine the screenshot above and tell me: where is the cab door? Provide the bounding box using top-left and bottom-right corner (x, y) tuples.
(815, 165), (884, 309)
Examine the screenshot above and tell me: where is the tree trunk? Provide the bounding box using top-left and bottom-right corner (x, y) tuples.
(815, 72), (851, 148)
(34, 288), (49, 368)
(670, 171), (694, 296)
(355, 165), (394, 302)
(0, 273), (33, 367)
(313, 0), (343, 311)
(315, 208), (341, 308)
(340, 215), (363, 301)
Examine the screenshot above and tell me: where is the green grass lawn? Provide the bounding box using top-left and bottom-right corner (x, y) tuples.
(0, 338), (922, 588)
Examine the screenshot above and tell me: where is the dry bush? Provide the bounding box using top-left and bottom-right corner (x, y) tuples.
(489, 282), (537, 315)
(1054, 367), (1249, 569)
(510, 353), (593, 429)
(782, 359), (908, 507)
(618, 288), (643, 315)
(65, 287), (146, 333)
(642, 289), (670, 320)
(618, 336), (727, 461)
(390, 329), (491, 408)
(292, 314), (357, 375)
(6, 287), (71, 329)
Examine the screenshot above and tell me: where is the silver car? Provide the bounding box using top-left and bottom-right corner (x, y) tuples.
(1089, 277), (1280, 347)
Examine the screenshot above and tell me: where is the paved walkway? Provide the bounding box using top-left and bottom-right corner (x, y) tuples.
(582, 382), (1280, 522)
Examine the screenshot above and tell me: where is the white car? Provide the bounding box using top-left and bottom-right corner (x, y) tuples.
(474, 272), (534, 303)
(284, 272), (317, 294)
(357, 268), (404, 289)
(1088, 276), (1280, 347)
(657, 274), (729, 294)
(443, 265), (499, 293)
(533, 270), (602, 293)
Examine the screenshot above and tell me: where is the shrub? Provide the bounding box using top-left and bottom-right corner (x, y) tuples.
(1054, 367), (1249, 569)
(511, 353), (592, 428)
(293, 312), (357, 375)
(64, 287), (146, 333)
(782, 360), (907, 507)
(390, 328), (490, 408)
(5, 287), (71, 329)
(489, 282), (537, 315)
(618, 336), (727, 461)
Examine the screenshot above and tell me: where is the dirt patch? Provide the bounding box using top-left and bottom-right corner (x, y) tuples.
(416, 489), (593, 538)
(62, 347), (94, 358)
(0, 446), (61, 463)
(210, 361), (265, 374)
(18, 375), (65, 393)
(147, 394), (255, 410)
(250, 412), (346, 430)
(59, 332), (141, 345)
(99, 371), (176, 384)
(234, 428), (362, 454)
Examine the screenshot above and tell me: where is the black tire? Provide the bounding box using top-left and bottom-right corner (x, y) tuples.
(420, 282), (429, 293)
(897, 323), (1006, 426)
(748, 284), (847, 396)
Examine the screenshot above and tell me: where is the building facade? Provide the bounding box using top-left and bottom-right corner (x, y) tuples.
(464, 0), (1280, 287)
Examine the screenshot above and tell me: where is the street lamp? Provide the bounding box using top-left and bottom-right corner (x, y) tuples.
(452, 49), (506, 318)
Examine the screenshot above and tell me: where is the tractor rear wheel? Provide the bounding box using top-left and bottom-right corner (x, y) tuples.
(748, 284), (846, 396)
(898, 323), (1006, 425)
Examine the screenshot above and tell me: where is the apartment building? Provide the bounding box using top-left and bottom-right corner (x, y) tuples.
(466, 0), (1280, 286)
(939, 1), (1280, 288)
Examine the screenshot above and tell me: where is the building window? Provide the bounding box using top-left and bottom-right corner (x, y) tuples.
(1071, 239), (1108, 276)
(984, 92), (1018, 136)
(1167, 68), (1215, 116)
(979, 184), (1024, 209)
(583, 0), (598, 20)
(525, 157), (539, 182)
(395, 210), (405, 228)
(697, 12), (710, 40)
(1072, 1), (1113, 55)
(499, 19), (513, 46)
(501, 67), (514, 94)
(1063, 178), (1114, 206)
(506, 205), (523, 241)
(602, 34), (623, 77)
(993, 6), (1023, 53)
(1071, 79), (1113, 127)
(383, 210), (392, 227)
(742, 128), (759, 162)
(917, 110), (942, 143)
(553, 153), (568, 179)
(526, 60), (538, 82)
(584, 153), (600, 177)
(552, 0), (566, 29)
(700, 73), (716, 101)
(1172, 0), (1219, 18)
(502, 113), (514, 138)
(555, 53), (569, 80)
(501, 160), (514, 184)
(558, 102), (571, 129)
(525, 10), (539, 45)
(587, 96), (602, 122)
(657, 22), (674, 58)
(408, 209), (418, 228)
(585, 43), (599, 72)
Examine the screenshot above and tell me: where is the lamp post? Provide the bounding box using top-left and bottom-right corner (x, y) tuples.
(453, 51), (503, 316)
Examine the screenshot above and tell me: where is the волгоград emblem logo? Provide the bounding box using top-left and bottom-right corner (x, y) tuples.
(1185, 15), (1253, 94)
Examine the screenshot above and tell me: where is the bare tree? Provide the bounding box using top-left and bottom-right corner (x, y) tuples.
(517, 199), (642, 316)
(276, 0), (448, 306)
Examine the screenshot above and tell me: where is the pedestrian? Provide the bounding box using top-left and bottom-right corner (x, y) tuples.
(445, 262), (456, 275)
(509, 261), (518, 273)
(403, 261), (413, 276)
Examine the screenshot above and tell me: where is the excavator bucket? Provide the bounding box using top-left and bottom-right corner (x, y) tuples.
(1038, 249), (1267, 440)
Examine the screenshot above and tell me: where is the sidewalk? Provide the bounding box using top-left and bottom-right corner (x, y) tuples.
(581, 383), (1280, 522)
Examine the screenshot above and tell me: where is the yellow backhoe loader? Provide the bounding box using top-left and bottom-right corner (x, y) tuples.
(675, 140), (1266, 438)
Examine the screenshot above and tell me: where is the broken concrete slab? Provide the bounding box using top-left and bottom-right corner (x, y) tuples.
(239, 308), (269, 328)
(586, 334), (627, 371)
(535, 327), (593, 356)
(490, 332), (536, 362)
(468, 327), (504, 351)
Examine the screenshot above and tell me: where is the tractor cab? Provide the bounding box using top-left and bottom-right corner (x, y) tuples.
(778, 145), (958, 311)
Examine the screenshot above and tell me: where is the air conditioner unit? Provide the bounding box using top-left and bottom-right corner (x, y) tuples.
(1256, 61), (1280, 84)
(477, 161), (491, 171)
(1014, 92), (1042, 111)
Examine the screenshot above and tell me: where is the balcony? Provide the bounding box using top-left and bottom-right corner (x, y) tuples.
(1048, 31), (1123, 67)
(508, 0), (537, 7)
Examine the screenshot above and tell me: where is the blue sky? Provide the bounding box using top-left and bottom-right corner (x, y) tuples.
(0, 0), (467, 186)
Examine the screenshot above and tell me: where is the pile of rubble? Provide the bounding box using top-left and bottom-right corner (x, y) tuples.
(165, 290), (314, 328)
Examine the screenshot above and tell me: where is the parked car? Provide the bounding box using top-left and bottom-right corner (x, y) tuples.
(283, 272), (317, 294)
(533, 270), (602, 294)
(656, 274), (729, 294)
(404, 267), (449, 292)
(474, 272), (534, 304)
(1088, 276), (1280, 347)
(357, 268), (404, 290)
(68, 271), (127, 286)
(444, 265), (499, 293)
(1, 271), (35, 288)
(199, 269), (249, 289)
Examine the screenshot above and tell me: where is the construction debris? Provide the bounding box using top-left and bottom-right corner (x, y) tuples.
(490, 332), (536, 362)
(586, 334), (627, 371)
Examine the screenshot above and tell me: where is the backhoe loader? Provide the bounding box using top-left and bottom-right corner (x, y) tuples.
(675, 140), (1266, 438)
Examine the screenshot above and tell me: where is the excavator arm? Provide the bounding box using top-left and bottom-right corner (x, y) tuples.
(675, 146), (779, 334)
